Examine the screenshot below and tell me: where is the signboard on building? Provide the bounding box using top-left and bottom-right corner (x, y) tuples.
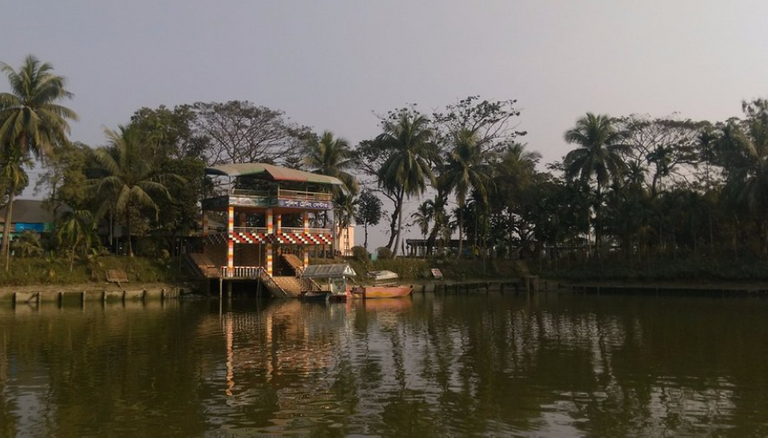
(277, 199), (333, 210)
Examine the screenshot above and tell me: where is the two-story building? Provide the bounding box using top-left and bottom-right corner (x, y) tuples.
(188, 163), (345, 297)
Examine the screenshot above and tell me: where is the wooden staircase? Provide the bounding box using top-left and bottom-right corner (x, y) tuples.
(271, 276), (303, 297)
(281, 253), (304, 275)
(184, 253), (220, 278)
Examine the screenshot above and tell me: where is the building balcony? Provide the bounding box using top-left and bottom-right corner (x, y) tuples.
(202, 187), (334, 212)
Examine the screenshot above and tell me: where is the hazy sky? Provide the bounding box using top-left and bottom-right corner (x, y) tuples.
(3, 1), (767, 249)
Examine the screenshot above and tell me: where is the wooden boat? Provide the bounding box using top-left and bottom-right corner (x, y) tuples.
(300, 291), (330, 302)
(351, 285), (412, 299)
(351, 270), (411, 299)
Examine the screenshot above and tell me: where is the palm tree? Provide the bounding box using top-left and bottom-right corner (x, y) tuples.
(334, 191), (356, 256)
(411, 201), (433, 241)
(0, 55), (77, 269)
(55, 210), (96, 271)
(563, 113), (628, 256)
(91, 126), (178, 257)
(304, 131), (359, 255)
(376, 111), (438, 256)
(440, 128), (493, 258)
(304, 131), (359, 194)
(716, 99), (768, 253)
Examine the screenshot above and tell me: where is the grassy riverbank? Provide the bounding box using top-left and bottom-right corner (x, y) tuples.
(530, 255), (768, 285)
(0, 256), (190, 287)
(7, 252), (768, 290)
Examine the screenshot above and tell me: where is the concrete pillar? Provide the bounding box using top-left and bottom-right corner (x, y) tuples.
(267, 209), (273, 234)
(227, 206), (234, 277)
(276, 214), (282, 233)
(202, 211), (209, 237)
(267, 244), (273, 276)
(303, 212), (310, 267)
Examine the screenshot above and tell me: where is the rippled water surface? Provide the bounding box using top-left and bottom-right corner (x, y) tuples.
(2, 292), (768, 436)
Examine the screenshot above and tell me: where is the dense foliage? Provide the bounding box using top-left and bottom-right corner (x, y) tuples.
(3, 55), (768, 283)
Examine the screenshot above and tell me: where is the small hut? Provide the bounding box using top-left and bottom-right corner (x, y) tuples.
(300, 263), (357, 296)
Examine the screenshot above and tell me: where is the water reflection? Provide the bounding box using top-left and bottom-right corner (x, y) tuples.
(1, 294), (768, 435)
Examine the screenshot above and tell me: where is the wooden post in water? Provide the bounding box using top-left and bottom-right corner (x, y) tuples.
(81, 291), (86, 308)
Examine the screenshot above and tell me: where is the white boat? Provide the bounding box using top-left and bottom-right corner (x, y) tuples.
(366, 270), (400, 284)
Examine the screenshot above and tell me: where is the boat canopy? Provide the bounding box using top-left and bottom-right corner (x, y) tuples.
(206, 163), (345, 187)
(301, 263), (357, 279)
(366, 270), (399, 282)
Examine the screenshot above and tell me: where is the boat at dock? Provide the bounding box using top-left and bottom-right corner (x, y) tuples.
(351, 285), (412, 299)
(300, 291), (331, 302)
(351, 270), (412, 299)
(300, 263), (357, 302)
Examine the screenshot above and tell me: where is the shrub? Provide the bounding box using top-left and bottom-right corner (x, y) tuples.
(351, 246), (369, 262)
(377, 246), (393, 259)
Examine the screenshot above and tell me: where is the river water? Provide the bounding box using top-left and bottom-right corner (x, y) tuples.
(1, 292), (768, 436)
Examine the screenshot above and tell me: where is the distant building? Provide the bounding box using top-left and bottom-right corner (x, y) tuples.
(0, 200), (58, 239)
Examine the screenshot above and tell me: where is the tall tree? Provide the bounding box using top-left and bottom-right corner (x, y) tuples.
(91, 126), (179, 257)
(354, 188), (382, 250)
(440, 129), (493, 258)
(192, 100), (312, 167)
(0, 55), (78, 270)
(375, 109), (439, 256)
(563, 113), (628, 256)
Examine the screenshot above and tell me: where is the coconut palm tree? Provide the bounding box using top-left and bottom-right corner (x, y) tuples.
(716, 99), (768, 253)
(305, 131), (359, 254)
(563, 113), (628, 256)
(55, 210), (96, 270)
(440, 128), (493, 258)
(304, 130), (359, 195)
(411, 201), (433, 240)
(91, 126), (179, 257)
(0, 55), (77, 269)
(376, 111), (439, 256)
(334, 191), (356, 256)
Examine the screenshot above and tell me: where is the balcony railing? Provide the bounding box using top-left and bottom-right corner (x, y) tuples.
(218, 266), (262, 279)
(228, 187), (332, 202)
(227, 226), (331, 235)
(277, 188), (332, 202)
(280, 227), (331, 235)
(233, 227), (268, 234)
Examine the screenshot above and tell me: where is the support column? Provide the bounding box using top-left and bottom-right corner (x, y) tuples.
(276, 214), (282, 233)
(202, 211), (209, 237)
(266, 209), (274, 276)
(227, 206), (234, 277)
(303, 212), (310, 267)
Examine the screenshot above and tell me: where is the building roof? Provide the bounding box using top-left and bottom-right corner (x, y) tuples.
(0, 200), (57, 224)
(206, 163), (345, 187)
(301, 263), (357, 279)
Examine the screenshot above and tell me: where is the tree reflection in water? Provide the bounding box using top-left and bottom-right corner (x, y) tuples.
(1, 293), (768, 435)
